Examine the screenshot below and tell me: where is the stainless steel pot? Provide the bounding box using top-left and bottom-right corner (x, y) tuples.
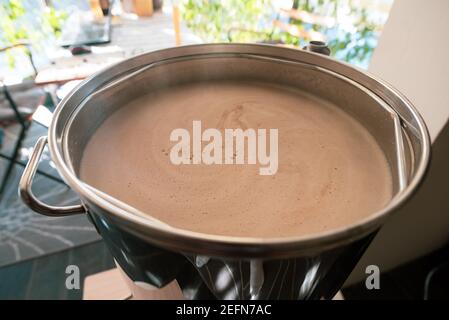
(19, 44), (430, 299)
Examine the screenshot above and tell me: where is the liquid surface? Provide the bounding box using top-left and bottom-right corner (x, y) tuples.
(80, 81), (393, 238)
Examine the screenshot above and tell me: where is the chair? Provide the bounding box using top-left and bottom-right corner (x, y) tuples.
(0, 42), (65, 199)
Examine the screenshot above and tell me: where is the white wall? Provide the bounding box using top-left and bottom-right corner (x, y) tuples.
(346, 0), (449, 285)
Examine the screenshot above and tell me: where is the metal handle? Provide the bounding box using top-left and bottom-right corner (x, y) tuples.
(303, 41), (331, 56)
(19, 136), (86, 216)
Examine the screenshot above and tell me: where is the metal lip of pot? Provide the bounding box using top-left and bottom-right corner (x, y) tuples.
(44, 43), (429, 259)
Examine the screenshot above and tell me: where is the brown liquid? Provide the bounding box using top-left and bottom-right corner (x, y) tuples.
(80, 81), (393, 238)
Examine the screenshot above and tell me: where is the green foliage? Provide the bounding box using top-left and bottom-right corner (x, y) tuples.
(0, 0), (68, 68)
(43, 6), (68, 38)
(181, 0), (274, 43)
(180, 0), (390, 68)
(294, 0), (380, 67)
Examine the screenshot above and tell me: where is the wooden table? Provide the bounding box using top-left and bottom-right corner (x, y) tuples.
(83, 268), (344, 300)
(35, 11), (201, 85)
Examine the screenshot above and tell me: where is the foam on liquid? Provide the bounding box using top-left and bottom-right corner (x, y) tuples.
(80, 81), (393, 238)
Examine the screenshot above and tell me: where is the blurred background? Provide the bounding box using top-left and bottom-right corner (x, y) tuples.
(1, 0), (448, 300)
(1, 0), (393, 85)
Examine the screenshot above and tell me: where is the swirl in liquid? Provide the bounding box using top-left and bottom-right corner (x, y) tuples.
(80, 81), (393, 238)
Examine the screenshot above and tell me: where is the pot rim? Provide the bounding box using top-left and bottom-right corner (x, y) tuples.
(48, 43), (431, 258)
